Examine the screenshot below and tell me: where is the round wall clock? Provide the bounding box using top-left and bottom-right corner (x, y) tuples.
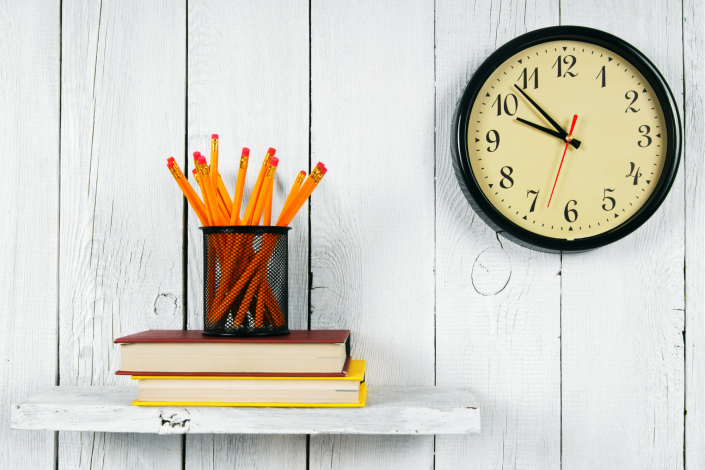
(451, 26), (681, 252)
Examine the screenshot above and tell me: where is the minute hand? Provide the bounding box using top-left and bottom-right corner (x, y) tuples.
(513, 84), (576, 142)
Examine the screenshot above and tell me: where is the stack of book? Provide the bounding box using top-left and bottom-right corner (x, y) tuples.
(115, 330), (366, 407)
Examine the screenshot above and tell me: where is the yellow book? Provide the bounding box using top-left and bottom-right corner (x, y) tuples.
(132, 361), (367, 408)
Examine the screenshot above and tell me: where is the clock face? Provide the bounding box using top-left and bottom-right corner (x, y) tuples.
(453, 27), (681, 252)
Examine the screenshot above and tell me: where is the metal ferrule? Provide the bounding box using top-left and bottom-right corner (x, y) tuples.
(169, 165), (182, 179)
(295, 173), (306, 184)
(197, 163), (210, 176)
(263, 154), (272, 166)
(211, 140), (218, 153)
(240, 155), (249, 169)
(266, 166), (277, 178)
(311, 166), (324, 183)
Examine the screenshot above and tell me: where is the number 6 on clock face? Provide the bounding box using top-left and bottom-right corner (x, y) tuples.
(452, 26), (681, 252)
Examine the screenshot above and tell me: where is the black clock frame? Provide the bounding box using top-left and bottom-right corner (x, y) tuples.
(451, 26), (681, 253)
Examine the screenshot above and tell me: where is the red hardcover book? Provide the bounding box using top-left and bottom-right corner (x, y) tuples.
(115, 330), (351, 376)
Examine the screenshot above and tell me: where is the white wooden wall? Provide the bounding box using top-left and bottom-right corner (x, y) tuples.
(1, 1), (702, 469)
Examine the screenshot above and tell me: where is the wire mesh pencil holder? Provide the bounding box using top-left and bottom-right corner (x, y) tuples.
(201, 226), (291, 336)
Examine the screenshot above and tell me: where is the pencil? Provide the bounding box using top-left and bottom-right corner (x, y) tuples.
(230, 147), (249, 225)
(210, 134), (219, 179)
(276, 162), (326, 226)
(263, 178), (273, 226)
(281, 170), (306, 215)
(196, 155), (229, 225)
(240, 148), (275, 225)
(252, 157), (278, 225)
(166, 158), (209, 226)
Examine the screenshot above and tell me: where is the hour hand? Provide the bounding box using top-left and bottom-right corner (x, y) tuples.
(516, 117), (581, 149)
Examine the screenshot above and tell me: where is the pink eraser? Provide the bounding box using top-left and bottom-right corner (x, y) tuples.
(198, 156), (207, 163)
(270, 157), (279, 166)
(242, 147), (250, 156)
(167, 156), (175, 163)
(192, 169), (198, 175)
(193, 151), (201, 157)
(212, 134), (218, 139)
(316, 161), (325, 169)
(320, 166), (328, 175)
(299, 170), (306, 175)
(167, 161), (175, 168)
(268, 147), (276, 155)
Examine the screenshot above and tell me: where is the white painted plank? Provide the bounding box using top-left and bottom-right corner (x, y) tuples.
(434, 1), (561, 469)
(0, 1), (60, 469)
(12, 386), (480, 435)
(560, 2), (685, 468)
(59, 0), (185, 468)
(309, 0), (436, 468)
(684, 0), (704, 467)
(185, 1), (310, 468)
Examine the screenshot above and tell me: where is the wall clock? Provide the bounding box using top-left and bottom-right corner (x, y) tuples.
(451, 26), (681, 252)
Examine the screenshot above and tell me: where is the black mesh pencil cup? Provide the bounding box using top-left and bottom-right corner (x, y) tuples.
(201, 226), (291, 336)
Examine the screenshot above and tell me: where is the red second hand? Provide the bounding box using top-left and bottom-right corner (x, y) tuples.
(547, 114), (579, 207)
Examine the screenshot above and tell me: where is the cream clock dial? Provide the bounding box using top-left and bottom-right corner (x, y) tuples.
(452, 27), (681, 252)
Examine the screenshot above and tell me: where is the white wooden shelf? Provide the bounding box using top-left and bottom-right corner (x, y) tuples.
(11, 386), (480, 435)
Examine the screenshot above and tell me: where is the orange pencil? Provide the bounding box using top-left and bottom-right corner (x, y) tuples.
(263, 179), (273, 226)
(230, 147), (250, 225)
(240, 148), (275, 225)
(192, 152), (213, 224)
(276, 162), (326, 226)
(281, 170), (306, 215)
(216, 188), (231, 218)
(166, 158), (209, 225)
(196, 155), (229, 225)
(252, 157), (278, 225)
(210, 134), (219, 179)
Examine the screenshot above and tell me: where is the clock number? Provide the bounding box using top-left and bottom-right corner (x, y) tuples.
(491, 93), (518, 116)
(596, 66), (606, 88)
(638, 125), (652, 147)
(625, 90), (640, 113)
(564, 200), (578, 223)
(486, 130), (500, 152)
(602, 188), (616, 211)
(552, 55), (578, 77)
(517, 67), (539, 89)
(499, 166), (514, 189)
(527, 190), (539, 212)
(626, 162), (642, 185)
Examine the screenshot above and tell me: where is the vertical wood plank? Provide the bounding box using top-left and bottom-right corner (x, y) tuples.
(560, 1), (685, 468)
(309, 1), (435, 468)
(0, 1), (59, 469)
(684, 0), (704, 467)
(434, 1), (561, 469)
(59, 0), (185, 468)
(185, 1), (309, 468)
